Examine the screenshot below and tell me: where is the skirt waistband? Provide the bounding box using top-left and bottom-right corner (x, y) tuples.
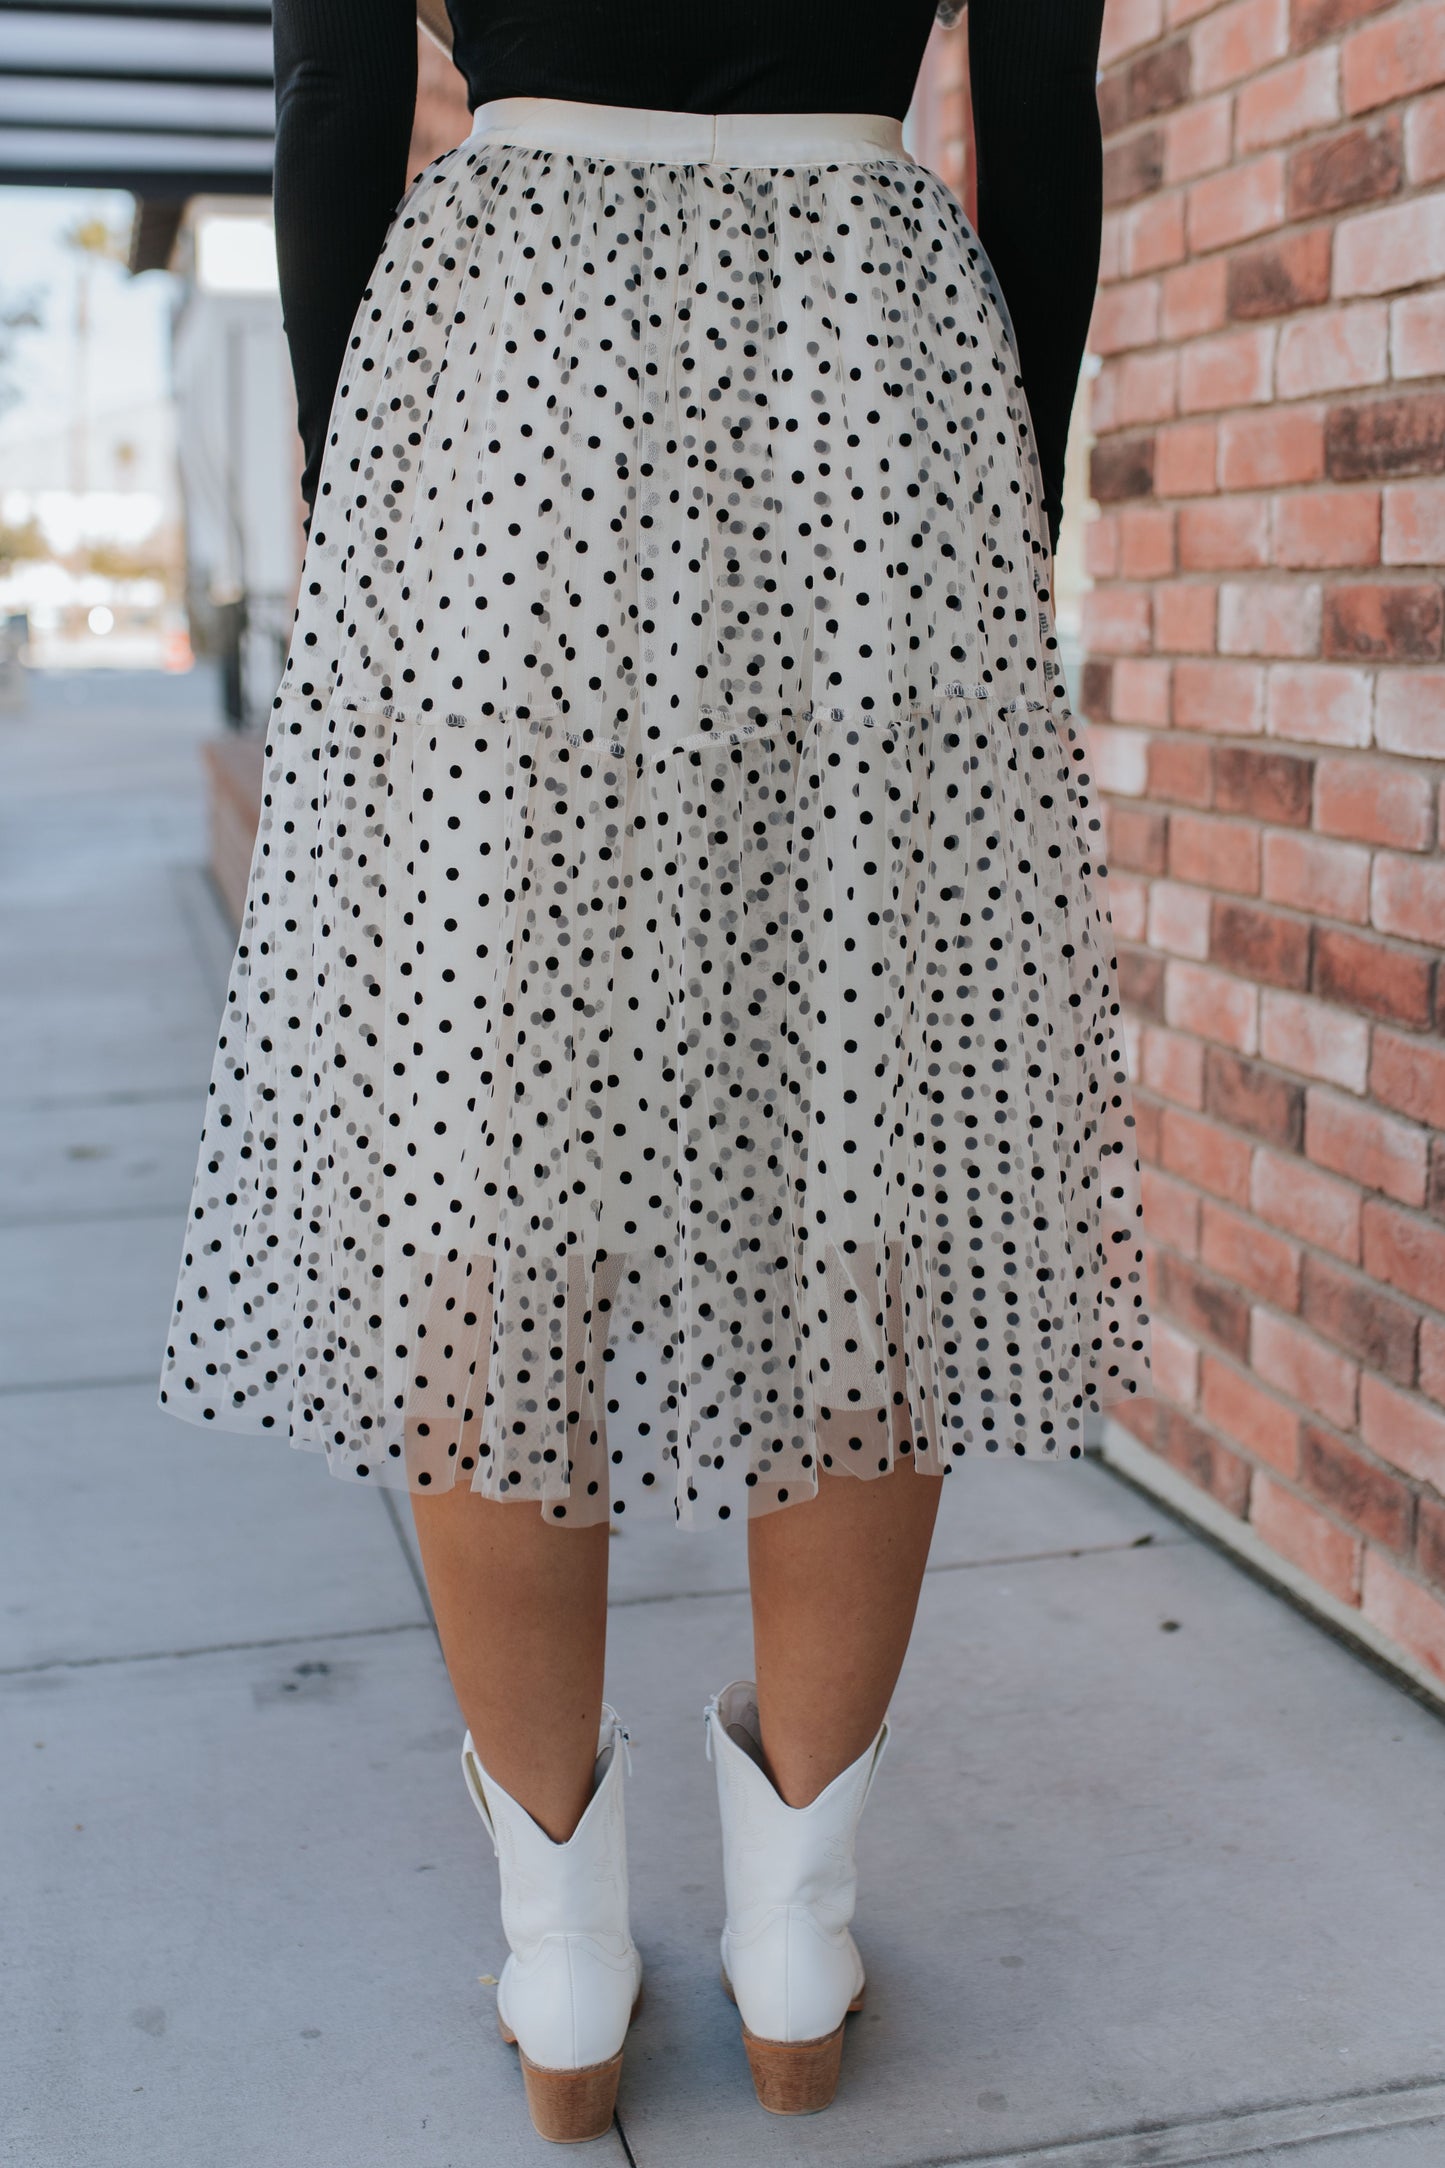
(465, 95), (907, 166)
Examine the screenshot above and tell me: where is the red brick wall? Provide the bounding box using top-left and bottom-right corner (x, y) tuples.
(1087, 0), (1445, 1687)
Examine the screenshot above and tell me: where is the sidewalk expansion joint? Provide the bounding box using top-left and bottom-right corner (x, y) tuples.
(0, 1618), (433, 1680)
(909, 2072), (1445, 2168)
(604, 1532), (1189, 1610)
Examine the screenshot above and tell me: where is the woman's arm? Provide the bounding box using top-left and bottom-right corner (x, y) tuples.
(967, 0), (1106, 550)
(272, 0), (419, 508)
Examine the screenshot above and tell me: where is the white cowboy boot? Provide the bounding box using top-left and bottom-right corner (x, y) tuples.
(462, 1707), (643, 2143)
(704, 1678), (889, 2114)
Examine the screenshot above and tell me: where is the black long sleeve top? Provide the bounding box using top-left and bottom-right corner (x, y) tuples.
(271, 0), (1106, 544)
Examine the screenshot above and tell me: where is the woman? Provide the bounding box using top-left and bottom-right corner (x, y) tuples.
(160, 0), (1149, 2140)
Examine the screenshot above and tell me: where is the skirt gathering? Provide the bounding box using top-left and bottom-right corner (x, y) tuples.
(158, 100), (1154, 1526)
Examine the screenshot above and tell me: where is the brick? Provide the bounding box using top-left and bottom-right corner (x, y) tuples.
(1111, 803), (1171, 874)
(1178, 325), (1277, 412)
(1360, 1368), (1445, 1485)
(1262, 830), (1369, 921)
(1110, 869), (1150, 942)
(1092, 434), (1158, 502)
(1135, 1092), (1164, 1164)
(1391, 290), (1445, 379)
(1124, 36), (1196, 122)
(1150, 877), (1214, 955)
(1157, 1404), (1254, 1513)
(1100, 209), (1126, 284)
(1308, 1085), (1431, 1205)
(1265, 661), (1374, 743)
(1326, 394), (1445, 482)
(1300, 1421), (1414, 1551)
(1376, 670), (1445, 757)
(1122, 191), (1190, 275)
(1157, 1246), (1255, 1346)
(1211, 896), (1313, 983)
(1335, 190), (1445, 297)
(1316, 755), (1435, 851)
(1150, 732), (1215, 803)
(1143, 1162), (1213, 1248)
(1342, 1), (1445, 116)
(1169, 810), (1263, 893)
(1162, 257), (1230, 340)
(1101, 0), (1166, 69)
(1383, 480), (1445, 567)
(1363, 1197), (1445, 1308)
(1371, 852), (1445, 944)
(1156, 420), (1220, 496)
(1251, 1140), (1362, 1257)
(1165, 955), (1262, 1047)
(1144, 1021), (1210, 1103)
(1371, 1028), (1445, 1126)
(1188, 152), (1289, 252)
(1204, 1044), (1306, 1147)
(1084, 584), (1155, 656)
(1161, 1104), (1256, 1201)
(1179, 499), (1272, 569)
(1086, 513), (1121, 585)
(1260, 986), (1370, 1089)
(1081, 657), (1115, 722)
(1238, 48), (1340, 150)
(1227, 227), (1335, 320)
(1423, 1499), (1445, 1586)
(1272, 490), (1381, 568)
(1286, 115), (1404, 217)
(1201, 1196), (1304, 1307)
(1120, 506), (1179, 579)
(1362, 1551), (1445, 1684)
(1313, 926), (1437, 1026)
(1220, 407), (1324, 489)
(1146, 1310), (1202, 1403)
(1116, 658), (1176, 725)
(1120, 946), (1169, 1016)
(1193, 0), (1290, 93)
(1090, 722), (1152, 796)
(1165, 94), (1235, 183)
(1301, 1252), (1420, 1379)
(1252, 1470), (1362, 1599)
(1291, 0), (1392, 48)
(1276, 303), (1388, 399)
(1251, 1306), (1359, 1426)
(1114, 353), (1180, 432)
(1323, 583), (1443, 662)
(1421, 1292), (1445, 1406)
(1173, 656), (1268, 729)
(1104, 126), (1168, 208)
(1156, 581), (1221, 652)
(1219, 579), (1322, 656)
(1406, 84), (1445, 182)
(1109, 862), (1152, 940)
(1091, 278), (1163, 356)
(1170, 0), (1224, 20)
(1202, 1351), (1302, 1469)
(1215, 743), (1314, 824)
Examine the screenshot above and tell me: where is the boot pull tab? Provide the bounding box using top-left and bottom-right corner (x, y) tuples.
(461, 1741), (501, 1857)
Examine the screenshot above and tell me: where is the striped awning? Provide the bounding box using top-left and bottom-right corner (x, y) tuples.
(0, 0), (273, 197)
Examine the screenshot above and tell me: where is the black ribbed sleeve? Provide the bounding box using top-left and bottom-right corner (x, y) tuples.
(968, 0), (1106, 547)
(272, 0), (418, 509)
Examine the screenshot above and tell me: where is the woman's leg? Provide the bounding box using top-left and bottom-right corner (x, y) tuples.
(749, 1460), (944, 1807)
(411, 1488), (610, 1842)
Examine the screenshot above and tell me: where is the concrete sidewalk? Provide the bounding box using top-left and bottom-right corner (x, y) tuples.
(4, 670), (1445, 2168)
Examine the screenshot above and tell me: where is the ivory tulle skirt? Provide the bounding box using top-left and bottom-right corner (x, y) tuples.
(159, 95), (1153, 1525)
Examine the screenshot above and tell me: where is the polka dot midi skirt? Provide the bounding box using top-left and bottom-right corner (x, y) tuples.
(159, 96), (1153, 1526)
